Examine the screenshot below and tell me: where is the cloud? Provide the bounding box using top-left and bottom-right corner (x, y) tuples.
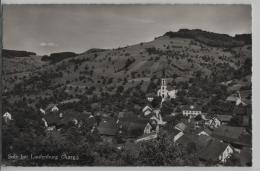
(40, 42), (58, 47)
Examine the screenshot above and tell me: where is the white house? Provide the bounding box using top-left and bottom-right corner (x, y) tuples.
(40, 108), (46, 115)
(199, 140), (234, 163)
(157, 78), (177, 101)
(219, 145), (234, 163)
(142, 105), (153, 117)
(42, 118), (48, 128)
(205, 117), (221, 129)
(144, 123), (153, 135)
(182, 105), (202, 117)
(226, 91), (247, 106)
(51, 105), (59, 112)
(146, 93), (155, 102)
(3, 112), (12, 123)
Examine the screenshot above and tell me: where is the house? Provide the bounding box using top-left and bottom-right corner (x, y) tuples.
(40, 108), (46, 115)
(212, 125), (252, 148)
(174, 122), (187, 132)
(171, 129), (184, 143)
(42, 118), (48, 127)
(3, 112), (12, 123)
(149, 109), (166, 125)
(182, 105), (202, 117)
(197, 128), (212, 136)
(175, 133), (196, 147)
(199, 140), (234, 163)
(142, 105), (153, 117)
(205, 117), (221, 129)
(135, 132), (158, 143)
(157, 78), (177, 101)
(144, 123), (153, 134)
(194, 134), (214, 149)
(146, 93), (155, 102)
(45, 104), (59, 112)
(216, 115), (233, 125)
(226, 91), (247, 106)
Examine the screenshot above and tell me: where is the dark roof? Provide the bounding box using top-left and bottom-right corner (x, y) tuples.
(194, 135), (214, 149)
(212, 126), (251, 146)
(176, 134), (196, 147)
(97, 118), (118, 136)
(199, 140), (229, 162)
(216, 115), (233, 122)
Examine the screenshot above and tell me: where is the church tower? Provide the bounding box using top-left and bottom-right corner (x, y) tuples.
(160, 78), (167, 99)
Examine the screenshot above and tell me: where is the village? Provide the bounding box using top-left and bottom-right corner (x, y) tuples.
(2, 77), (252, 166)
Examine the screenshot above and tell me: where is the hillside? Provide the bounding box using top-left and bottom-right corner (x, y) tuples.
(2, 29), (252, 108)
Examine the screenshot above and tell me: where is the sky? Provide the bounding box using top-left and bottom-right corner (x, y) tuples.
(3, 4), (251, 55)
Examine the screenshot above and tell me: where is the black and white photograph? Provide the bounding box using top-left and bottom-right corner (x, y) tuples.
(1, 4), (252, 166)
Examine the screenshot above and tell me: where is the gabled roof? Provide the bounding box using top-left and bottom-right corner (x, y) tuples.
(142, 105), (153, 113)
(175, 122), (187, 132)
(199, 140), (230, 162)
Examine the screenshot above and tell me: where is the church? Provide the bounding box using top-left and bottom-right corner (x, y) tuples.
(157, 78), (178, 101)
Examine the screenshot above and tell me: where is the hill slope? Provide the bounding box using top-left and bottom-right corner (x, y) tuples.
(2, 29), (252, 107)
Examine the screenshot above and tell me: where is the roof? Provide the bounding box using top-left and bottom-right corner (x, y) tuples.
(199, 140), (230, 162)
(212, 126), (251, 146)
(59, 98), (80, 105)
(226, 95), (238, 102)
(175, 133), (196, 146)
(97, 118), (118, 136)
(212, 126), (246, 140)
(216, 115), (233, 122)
(142, 105), (152, 113)
(182, 105), (202, 111)
(175, 122), (187, 132)
(194, 135), (213, 149)
(45, 103), (58, 112)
